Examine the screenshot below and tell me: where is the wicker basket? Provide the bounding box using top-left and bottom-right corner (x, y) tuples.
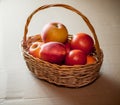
(21, 4), (103, 88)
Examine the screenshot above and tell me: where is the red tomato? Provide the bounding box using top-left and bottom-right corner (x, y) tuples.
(65, 50), (87, 66)
(71, 33), (94, 54)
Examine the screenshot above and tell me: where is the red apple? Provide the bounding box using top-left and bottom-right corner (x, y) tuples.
(40, 42), (67, 64)
(65, 50), (87, 66)
(71, 33), (94, 54)
(65, 41), (71, 54)
(29, 42), (43, 58)
(41, 22), (68, 43)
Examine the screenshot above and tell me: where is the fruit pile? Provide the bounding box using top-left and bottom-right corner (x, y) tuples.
(28, 22), (97, 66)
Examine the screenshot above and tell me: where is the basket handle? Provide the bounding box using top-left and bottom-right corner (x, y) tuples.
(23, 4), (101, 56)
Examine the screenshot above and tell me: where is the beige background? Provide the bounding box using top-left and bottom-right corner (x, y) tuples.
(0, 0), (120, 105)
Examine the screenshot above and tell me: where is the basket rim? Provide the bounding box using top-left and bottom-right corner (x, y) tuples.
(22, 44), (104, 69)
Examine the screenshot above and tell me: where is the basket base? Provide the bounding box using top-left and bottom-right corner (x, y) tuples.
(30, 70), (100, 88)
(23, 47), (103, 88)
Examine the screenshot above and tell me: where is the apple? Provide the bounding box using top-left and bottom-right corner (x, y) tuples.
(29, 42), (43, 58)
(40, 42), (67, 64)
(26, 34), (42, 49)
(87, 55), (97, 64)
(65, 49), (87, 66)
(65, 41), (71, 54)
(71, 33), (94, 54)
(41, 22), (68, 43)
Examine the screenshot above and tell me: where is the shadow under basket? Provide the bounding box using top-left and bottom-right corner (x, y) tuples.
(21, 4), (104, 88)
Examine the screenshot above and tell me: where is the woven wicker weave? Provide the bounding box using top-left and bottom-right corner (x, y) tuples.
(21, 4), (103, 88)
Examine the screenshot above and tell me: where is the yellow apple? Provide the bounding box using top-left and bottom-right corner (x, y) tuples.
(41, 22), (68, 43)
(29, 42), (43, 58)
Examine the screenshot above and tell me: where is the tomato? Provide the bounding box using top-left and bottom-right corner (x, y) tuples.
(65, 50), (87, 66)
(71, 33), (94, 54)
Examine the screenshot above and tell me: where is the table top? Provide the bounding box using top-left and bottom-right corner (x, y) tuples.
(0, 0), (120, 105)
